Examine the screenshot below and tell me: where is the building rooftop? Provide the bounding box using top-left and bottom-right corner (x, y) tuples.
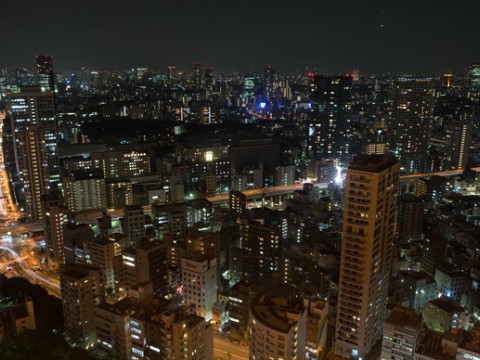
(250, 294), (304, 334)
(385, 305), (422, 329)
(349, 154), (398, 173)
(429, 296), (464, 314)
(399, 270), (435, 284)
(69, 168), (104, 180)
(416, 329), (454, 360)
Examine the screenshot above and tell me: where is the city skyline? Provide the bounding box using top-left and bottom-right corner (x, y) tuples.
(3, 1), (480, 73)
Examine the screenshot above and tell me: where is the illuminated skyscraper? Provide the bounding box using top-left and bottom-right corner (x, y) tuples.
(444, 117), (472, 170)
(8, 87), (58, 221)
(387, 77), (436, 173)
(309, 75), (353, 161)
(193, 61), (202, 91)
(35, 54), (55, 91)
(334, 154), (399, 360)
(467, 63), (480, 88)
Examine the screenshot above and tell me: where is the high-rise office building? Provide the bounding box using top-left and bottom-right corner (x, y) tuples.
(123, 205), (146, 245)
(309, 75), (353, 161)
(387, 77), (436, 173)
(264, 65), (276, 101)
(466, 63), (480, 91)
(120, 240), (169, 298)
(334, 154), (400, 359)
(242, 221), (281, 284)
(444, 118), (472, 170)
(42, 192), (68, 264)
(397, 195), (425, 243)
(8, 87), (58, 221)
(63, 223), (95, 264)
(467, 64), (480, 101)
(181, 255), (217, 321)
(229, 190), (247, 218)
(205, 67), (213, 92)
(35, 55), (55, 91)
(87, 236), (123, 294)
(167, 66), (176, 85)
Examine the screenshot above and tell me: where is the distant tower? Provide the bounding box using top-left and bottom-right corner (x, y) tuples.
(8, 87), (58, 221)
(193, 61), (202, 91)
(15, 68), (31, 87)
(35, 55), (55, 91)
(205, 67), (213, 92)
(387, 77), (436, 173)
(167, 66), (176, 85)
(441, 70), (453, 88)
(263, 65), (276, 101)
(334, 154), (400, 359)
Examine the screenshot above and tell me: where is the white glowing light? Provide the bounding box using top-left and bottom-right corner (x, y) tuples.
(335, 166), (343, 185)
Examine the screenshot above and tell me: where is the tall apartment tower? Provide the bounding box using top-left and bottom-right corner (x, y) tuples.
(387, 77), (436, 173)
(334, 154), (400, 359)
(205, 67), (213, 92)
(8, 87), (58, 221)
(193, 61), (202, 91)
(444, 118), (472, 170)
(264, 65), (276, 101)
(63, 169), (107, 212)
(60, 264), (105, 349)
(35, 55), (55, 91)
(309, 75), (353, 161)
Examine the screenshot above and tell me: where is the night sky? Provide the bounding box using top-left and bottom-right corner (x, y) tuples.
(3, 0), (480, 74)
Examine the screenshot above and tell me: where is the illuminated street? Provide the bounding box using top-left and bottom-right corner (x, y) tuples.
(0, 243), (61, 298)
(214, 334), (249, 360)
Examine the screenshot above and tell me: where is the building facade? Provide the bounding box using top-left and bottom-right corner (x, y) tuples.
(334, 154), (400, 359)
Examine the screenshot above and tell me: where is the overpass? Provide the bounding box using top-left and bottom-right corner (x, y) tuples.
(0, 167), (478, 235)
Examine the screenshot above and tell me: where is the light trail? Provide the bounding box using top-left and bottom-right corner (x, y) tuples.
(0, 246), (60, 289)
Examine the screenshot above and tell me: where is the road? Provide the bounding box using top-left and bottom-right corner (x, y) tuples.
(214, 334), (249, 360)
(0, 245), (61, 298)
